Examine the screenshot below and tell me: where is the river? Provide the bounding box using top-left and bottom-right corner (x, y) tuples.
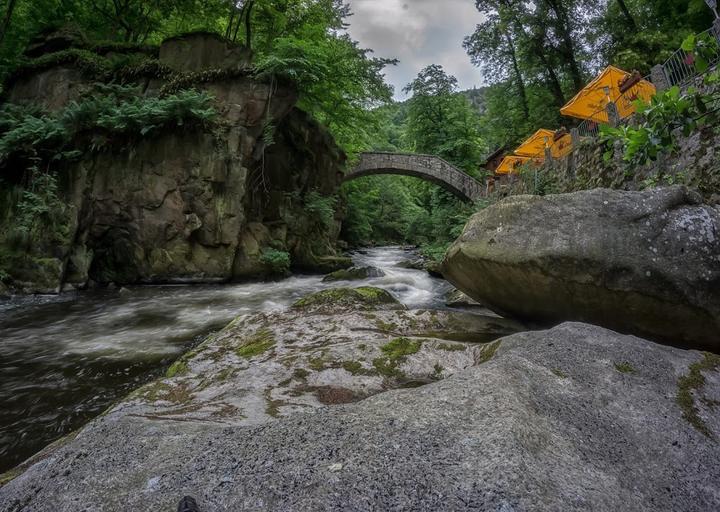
(0, 247), (451, 473)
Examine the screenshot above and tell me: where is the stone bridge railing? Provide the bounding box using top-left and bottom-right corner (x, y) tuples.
(344, 152), (485, 202)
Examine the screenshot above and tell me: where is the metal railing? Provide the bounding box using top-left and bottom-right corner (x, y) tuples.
(577, 118), (600, 138)
(658, 26), (720, 88)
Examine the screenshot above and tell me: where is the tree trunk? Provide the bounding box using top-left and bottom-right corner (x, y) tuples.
(616, 0), (638, 30)
(543, 0), (584, 91)
(244, 0), (255, 50)
(504, 32), (530, 120)
(0, 0), (17, 47)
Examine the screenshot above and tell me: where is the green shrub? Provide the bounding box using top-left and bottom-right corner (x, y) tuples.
(259, 248), (291, 275)
(304, 191), (337, 231)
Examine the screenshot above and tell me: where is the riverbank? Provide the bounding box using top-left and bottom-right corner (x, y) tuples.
(0, 247), (451, 474)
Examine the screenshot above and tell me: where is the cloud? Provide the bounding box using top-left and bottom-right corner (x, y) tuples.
(345, 0), (486, 99)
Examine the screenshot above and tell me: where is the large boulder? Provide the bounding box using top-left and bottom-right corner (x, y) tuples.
(2, 322), (720, 510)
(443, 186), (720, 349)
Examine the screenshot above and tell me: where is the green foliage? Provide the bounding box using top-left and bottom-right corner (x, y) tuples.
(681, 32), (719, 74)
(14, 172), (68, 241)
(600, 75), (718, 168)
(8, 48), (112, 83)
(259, 248), (291, 275)
(0, 86), (216, 165)
(303, 191), (336, 232)
(255, 33), (396, 157)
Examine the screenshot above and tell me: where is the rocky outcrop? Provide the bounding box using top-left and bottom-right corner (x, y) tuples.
(2, 321), (719, 510)
(322, 266), (385, 282)
(443, 186), (720, 349)
(0, 33), (348, 293)
(158, 32), (252, 73)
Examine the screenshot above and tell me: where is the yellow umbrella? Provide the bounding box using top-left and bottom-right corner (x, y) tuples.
(560, 66), (656, 123)
(550, 133), (573, 158)
(514, 129), (556, 158)
(496, 155), (537, 175)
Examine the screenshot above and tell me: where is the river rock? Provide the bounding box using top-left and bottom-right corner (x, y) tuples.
(396, 258), (424, 270)
(322, 266), (385, 282)
(2, 322), (719, 510)
(445, 288), (483, 308)
(443, 186), (720, 350)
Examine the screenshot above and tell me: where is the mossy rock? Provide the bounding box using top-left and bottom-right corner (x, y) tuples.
(306, 256), (353, 274)
(322, 266), (385, 282)
(292, 287), (404, 313)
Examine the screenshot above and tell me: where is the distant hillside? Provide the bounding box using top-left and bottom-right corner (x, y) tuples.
(459, 87), (488, 115)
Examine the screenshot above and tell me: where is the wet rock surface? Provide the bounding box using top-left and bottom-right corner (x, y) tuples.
(2, 321), (720, 511)
(322, 266), (385, 282)
(443, 186), (720, 350)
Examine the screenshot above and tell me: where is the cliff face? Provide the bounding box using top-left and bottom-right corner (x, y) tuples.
(0, 32), (348, 293)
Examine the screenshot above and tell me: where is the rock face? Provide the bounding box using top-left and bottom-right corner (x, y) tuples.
(443, 186), (720, 350)
(2, 321), (719, 511)
(0, 35), (347, 293)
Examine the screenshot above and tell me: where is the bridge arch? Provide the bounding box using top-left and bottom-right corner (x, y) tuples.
(344, 152), (484, 202)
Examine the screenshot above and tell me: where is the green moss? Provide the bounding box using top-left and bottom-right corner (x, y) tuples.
(614, 362), (635, 374)
(292, 286), (401, 312)
(160, 67), (254, 96)
(293, 368), (310, 380)
(677, 352), (720, 438)
(235, 328), (276, 359)
(342, 360), (377, 376)
(372, 357), (406, 379)
(433, 363), (444, 379)
(381, 337), (422, 358)
(476, 340), (501, 365)
(165, 360), (189, 378)
(376, 320), (398, 332)
(7, 49), (112, 86)
(371, 337), (423, 380)
(552, 368), (568, 379)
(437, 343), (467, 352)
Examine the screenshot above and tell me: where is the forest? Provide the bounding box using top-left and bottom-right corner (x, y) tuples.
(0, 0), (715, 260)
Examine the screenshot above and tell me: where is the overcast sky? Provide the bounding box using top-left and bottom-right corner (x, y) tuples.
(345, 0), (486, 100)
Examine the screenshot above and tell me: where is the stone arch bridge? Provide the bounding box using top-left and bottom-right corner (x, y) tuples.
(344, 152), (485, 202)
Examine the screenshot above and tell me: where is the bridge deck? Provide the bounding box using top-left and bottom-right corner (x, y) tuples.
(345, 152), (485, 202)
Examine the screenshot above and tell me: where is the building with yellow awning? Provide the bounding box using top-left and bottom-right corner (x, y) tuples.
(560, 65), (656, 123)
(496, 155), (539, 175)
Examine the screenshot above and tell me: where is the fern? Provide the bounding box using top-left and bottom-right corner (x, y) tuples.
(0, 87), (217, 165)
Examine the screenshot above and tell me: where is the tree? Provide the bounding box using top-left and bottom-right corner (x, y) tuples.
(403, 65), (485, 174)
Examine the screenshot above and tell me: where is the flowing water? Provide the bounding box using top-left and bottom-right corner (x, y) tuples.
(0, 247), (451, 473)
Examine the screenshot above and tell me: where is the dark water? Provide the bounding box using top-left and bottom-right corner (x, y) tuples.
(0, 247), (451, 473)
